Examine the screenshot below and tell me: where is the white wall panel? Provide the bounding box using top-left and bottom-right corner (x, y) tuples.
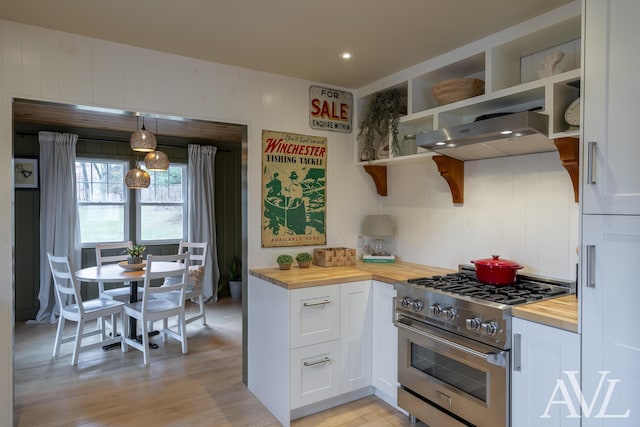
(92, 40), (126, 108)
(20, 26), (42, 98)
(261, 77), (284, 130)
(122, 47), (141, 110)
(39, 28), (63, 101)
(1, 21), (23, 96)
(135, 49), (158, 111)
(200, 61), (242, 122)
(151, 54), (171, 114)
(57, 31), (93, 104)
(385, 152), (578, 280)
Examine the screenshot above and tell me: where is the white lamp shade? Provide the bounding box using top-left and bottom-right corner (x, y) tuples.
(362, 215), (394, 236)
(144, 150), (169, 171)
(130, 127), (157, 152)
(125, 167), (150, 189)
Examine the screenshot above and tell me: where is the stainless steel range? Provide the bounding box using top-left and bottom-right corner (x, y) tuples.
(394, 265), (573, 427)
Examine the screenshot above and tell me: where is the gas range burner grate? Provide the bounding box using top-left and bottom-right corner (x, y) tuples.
(407, 273), (569, 305)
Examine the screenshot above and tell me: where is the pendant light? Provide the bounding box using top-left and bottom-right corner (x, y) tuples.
(144, 150), (169, 171)
(125, 166), (150, 189)
(130, 115), (157, 152)
(144, 117), (170, 171)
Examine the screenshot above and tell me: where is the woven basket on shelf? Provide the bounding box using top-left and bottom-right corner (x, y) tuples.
(432, 78), (485, 106)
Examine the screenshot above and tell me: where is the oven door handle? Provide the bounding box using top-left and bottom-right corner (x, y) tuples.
(394, 319), (508, 368)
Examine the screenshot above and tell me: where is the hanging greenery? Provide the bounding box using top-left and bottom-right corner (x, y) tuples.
(357, 88), (405, 160)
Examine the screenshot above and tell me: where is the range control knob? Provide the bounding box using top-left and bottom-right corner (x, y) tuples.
(481, 321), (499, 336)
(429, 304), (442, 317)
(465, 317), (482, 331)
(442, 307), (458, 320)
(400, 297), (412, 309)
(412, 300), (425, 312)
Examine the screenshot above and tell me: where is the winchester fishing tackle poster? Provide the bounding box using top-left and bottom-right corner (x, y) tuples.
(262, 130), (327, 248)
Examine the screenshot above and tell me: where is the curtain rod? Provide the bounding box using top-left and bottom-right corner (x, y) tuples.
(15, 131), (232, 152)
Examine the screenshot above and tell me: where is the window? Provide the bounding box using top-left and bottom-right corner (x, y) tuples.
(76, 160), (128, 244)
(76, 159), (187, 246)
(137, 163), (187, 243)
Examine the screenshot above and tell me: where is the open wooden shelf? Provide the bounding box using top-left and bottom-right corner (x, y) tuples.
(362, 139), (578, 205)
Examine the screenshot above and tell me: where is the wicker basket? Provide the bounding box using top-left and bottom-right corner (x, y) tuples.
(313, 247), (356, 267)
(432, 78), (485, 106)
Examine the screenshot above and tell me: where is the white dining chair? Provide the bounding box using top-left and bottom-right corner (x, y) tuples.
(122, 252), (190, 365)
(95, 241), (144, 335)
(47, 252), (124, 366)
(95, 241), (145, 301)
(158, 241), (208, 326)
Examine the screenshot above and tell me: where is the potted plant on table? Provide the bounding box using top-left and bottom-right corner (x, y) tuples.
(228, 256), (242, 299)
(295, 252), (313, 268)
(124, 244), (146, 264)
(277, 254), (293, 270)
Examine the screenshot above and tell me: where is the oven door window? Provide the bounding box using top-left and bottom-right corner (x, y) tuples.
(411, 342), (487, 402)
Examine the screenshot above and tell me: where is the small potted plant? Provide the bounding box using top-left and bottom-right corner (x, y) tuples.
(228, 256), (242, 299)
(277, 254), (293, 270)
(295, 252), (313, 268)
(124, 244), (146, 264)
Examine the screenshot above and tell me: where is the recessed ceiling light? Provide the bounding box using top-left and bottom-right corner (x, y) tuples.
(500, 130), (513, 135)
(341, 52), (352, 60)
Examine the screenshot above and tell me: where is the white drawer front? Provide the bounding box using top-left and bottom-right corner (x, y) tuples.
(290, 284), (339, 348)
(290, 340), (340, 409)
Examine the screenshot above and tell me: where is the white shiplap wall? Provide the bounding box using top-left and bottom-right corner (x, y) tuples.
(384, 153), (578, 278)
(0, 17), (579, 425)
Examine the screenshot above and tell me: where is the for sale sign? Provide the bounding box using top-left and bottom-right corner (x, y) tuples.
(309, 86), (352, 133)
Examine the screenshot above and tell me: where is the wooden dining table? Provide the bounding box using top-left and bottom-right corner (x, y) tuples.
(75, 261), (186, 349)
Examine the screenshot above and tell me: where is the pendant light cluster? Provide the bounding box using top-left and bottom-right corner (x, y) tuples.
(125, 114), (170, 189)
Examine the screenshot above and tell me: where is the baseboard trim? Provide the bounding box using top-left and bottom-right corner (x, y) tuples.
(291, 386), (374, 421)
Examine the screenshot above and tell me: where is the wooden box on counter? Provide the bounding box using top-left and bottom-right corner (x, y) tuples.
(313, 247), (356, 267)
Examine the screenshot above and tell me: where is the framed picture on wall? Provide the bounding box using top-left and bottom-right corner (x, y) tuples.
(13, 158), (38, 189)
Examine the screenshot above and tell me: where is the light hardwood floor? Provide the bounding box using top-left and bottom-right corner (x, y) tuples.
(14, 299), (415, 426)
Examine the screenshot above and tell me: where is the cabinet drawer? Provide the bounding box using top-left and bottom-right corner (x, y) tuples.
(290, 284), (339, 348)
(290, 340), (340, 409)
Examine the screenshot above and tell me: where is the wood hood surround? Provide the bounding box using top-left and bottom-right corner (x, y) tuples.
(363, 137), (579, 204)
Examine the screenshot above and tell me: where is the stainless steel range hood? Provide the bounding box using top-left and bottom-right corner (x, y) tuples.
(416, 111), (554, 161)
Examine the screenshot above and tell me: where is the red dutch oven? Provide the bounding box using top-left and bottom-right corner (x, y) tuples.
(471, 255), (523, 285)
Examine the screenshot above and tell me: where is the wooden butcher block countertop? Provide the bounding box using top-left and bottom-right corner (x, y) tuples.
(250, 260), (578, 332)
(249, 260), (453, 290)
(512, 294), (579, 333)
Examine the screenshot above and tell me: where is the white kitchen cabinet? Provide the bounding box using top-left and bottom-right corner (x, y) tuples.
(580, 1), (640, 426)
(248, 276), (374, 426)
(290, 284), (340, 349)
(581, 0), (640, 215)
(580, 215), (640, 427)
(371, 280), (398, 406)
(291, 340), (341, 409)
(511, 317), (580, 427)
(339, 280), (372, 393)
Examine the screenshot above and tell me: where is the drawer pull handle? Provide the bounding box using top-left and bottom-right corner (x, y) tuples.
(587, 141), (597, 184)
(586, 244), (596, 288)
(303, 299), (331, 307)
(513, 333), (522, 372)
(303, 357), (331, 367)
